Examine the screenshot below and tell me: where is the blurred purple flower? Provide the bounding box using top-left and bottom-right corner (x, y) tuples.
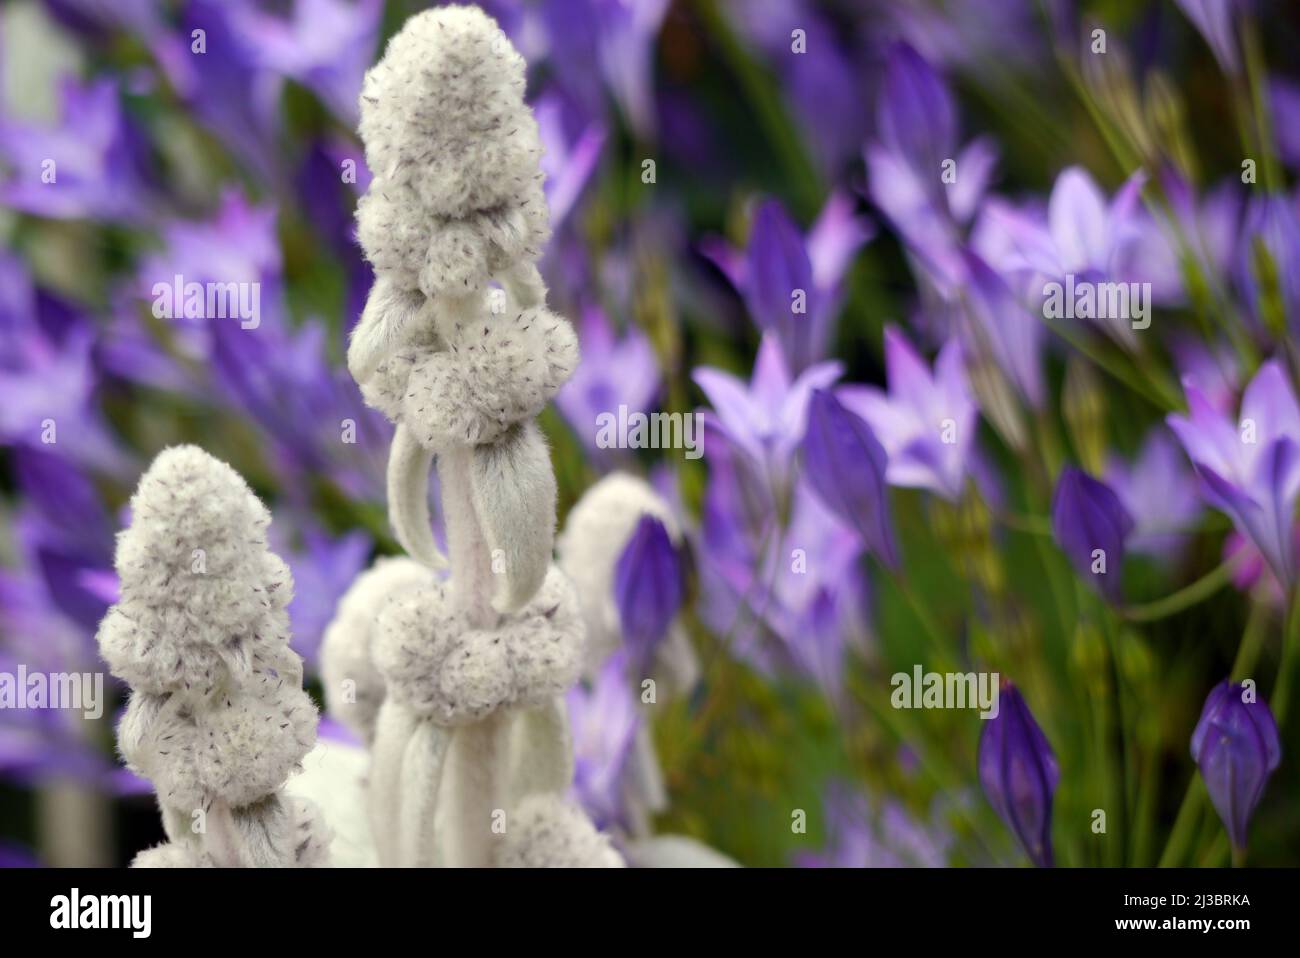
(0, 842), (40, 868)
(0, 77), (152, 223)
(1106, 429), (1202, 561)
(802, 389), (899, 569)
(540, 0), (668, 140)
(225, 0), (381, 126)
(212, 317), (390, 501)
(567, 652), (640, 830)
(272, 520), (372, 669)
(1235, 193), (1300, 334)
(1191, 680), (1280, 849)
(978, 680), (1058, 867)
(865, 42), (996, 292)
(727, 0), (867, 172)
(948, 251), (1045, 417)
(840, 327), (976, 501)
(693, 333), (842, 499)
(1168, 358), (1300, 588)
(794, 781), (951, 868)
(614, 515), (684, 676)
(537, 93), (606, 230)
(153, 0), (283, 180)
(0, 256), (127, 471)
(556, 306), (660, 456)
(1270, 78), (1300, 171)
(698, 420), (867, 699)
(702, 193), (871, 373)
(1224, 522), (1300, 607)
(1051, 466), (1134, 603)
(1174, 0), (1243, 74)
(1172, 336), (1239, 416)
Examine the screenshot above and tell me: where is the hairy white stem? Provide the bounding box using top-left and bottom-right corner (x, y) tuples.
(398, 719), (452, 867)
(369, 698), (419, 866)
(204, 800), (248, 868)
(506, 696), (575, 803)
(388, 424), (448, 569)
(436, 711), (509, 867)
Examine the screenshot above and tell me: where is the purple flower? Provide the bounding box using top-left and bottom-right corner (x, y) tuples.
(152, 0), (284, 180)
(1271, 78), (1300, 171)
(540, 0), (669, 140)
(272, 520), (372, 670)
(1191, 680), (1281, 849)
(1174, 0), (1243, 74)
(0, 77), (153, 223)
(978, 680), (1058, 867)
(698, 423), (867, 699)
(793, 781), (951, 868)
(556, 306), (660, 456)
(1235, 194), (1300, 334)
(801, 389), (899, 569)
(726, 0), (867, 172)
(839, 327), (977, 501)
(1106, 429), (1202, 561)
(865, 42), (996, 291)
(225, 0), (382, 126)
(536, 93), (607, 230)
(567, 652), (640, 830)
(702, 193), (871, 373)
(614, 515), (684, 676)
(1167, 359), (1300, 588)
(957, 250), (1045, 408)
(1051, 467), (1134, 603)
(693, 333), (842, 499)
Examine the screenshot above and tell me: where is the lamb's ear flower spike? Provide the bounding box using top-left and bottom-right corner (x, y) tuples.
(342, 5), (609, 867)
(96, 446), (330, 867)
(1051, 466), (1134, 604)
(978, 679), (1058, 868)
(1191, 680), (1281, 853)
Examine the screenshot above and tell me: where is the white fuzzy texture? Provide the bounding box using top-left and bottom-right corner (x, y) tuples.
(321, 555), (437, 744)
(355, 5), (548, 298)
(556, 471), (697, 692)
(496, 794), (625, 868)
(97, 446), (297, 696)
(470, 421), (557, 612)
(385, 428), (448, 569)
(97, 446), (327, 867)
(373, 565), (581, 725)
(284, 739), (379, 868)
(400, 307), (578, 448)
(135, 796), (331, 868)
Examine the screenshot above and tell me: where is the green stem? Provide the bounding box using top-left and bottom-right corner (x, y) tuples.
(1271, 591), (1300, 726)
(1121, 556), (1242, 622)
(1157, 775), (1206, 867)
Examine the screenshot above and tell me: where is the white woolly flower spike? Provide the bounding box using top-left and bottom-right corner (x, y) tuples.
(96, 446), (329, 868)
(350, 4), (576, 594)
(332, 4), (613, 868)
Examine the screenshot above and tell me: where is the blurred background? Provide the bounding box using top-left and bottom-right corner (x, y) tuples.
(2, 0), (1300, 868)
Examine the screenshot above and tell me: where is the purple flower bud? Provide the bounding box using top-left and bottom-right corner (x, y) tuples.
(614, 515), (684, 674)
(978, 680), (1059, 867)
(1051, 467), (1134, 603)
(878, 41), (956, 178)
(801, 389), (900, 569)
(1191, 680), (1281, 849)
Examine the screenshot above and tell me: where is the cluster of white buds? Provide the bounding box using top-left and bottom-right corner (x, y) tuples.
(97, 446), (329, 867)
(323, 5), (618, 867)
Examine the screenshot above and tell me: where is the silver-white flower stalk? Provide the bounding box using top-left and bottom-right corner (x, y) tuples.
(96, 446), (329, 867)
(557, 472), (699, 838)
(335, 4), (608, 867)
